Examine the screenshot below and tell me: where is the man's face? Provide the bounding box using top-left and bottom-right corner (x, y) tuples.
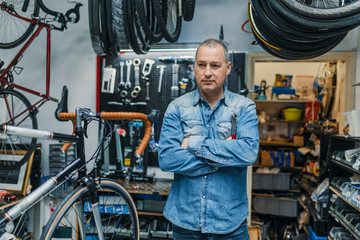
(194, 44), (231, 96)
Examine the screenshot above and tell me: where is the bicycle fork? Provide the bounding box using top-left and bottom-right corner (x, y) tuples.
(83, 176), (105, 240)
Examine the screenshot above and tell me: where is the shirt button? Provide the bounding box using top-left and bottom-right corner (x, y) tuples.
(203, 196), (206, 199)
(208, 108), (211, 110)
(204, 175), (207, 179)
(206, 124), (209, 127)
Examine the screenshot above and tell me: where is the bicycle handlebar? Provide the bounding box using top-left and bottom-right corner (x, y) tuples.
(58, 110), (157, 158)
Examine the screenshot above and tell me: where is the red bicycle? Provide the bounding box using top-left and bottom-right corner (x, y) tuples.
(0, 0), (82, 170)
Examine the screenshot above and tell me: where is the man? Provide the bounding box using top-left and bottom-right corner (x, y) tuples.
(158, 38), (259, 239)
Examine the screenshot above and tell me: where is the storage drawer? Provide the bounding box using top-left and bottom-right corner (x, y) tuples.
(253, 196), (298, 217)
(252, 173), (291, 190)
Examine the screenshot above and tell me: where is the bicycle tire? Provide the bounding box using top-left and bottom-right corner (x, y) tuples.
(88, 0), (106, 56)
(135, 0), (163, 43)
(152, 0), (182, 43)
(256, 0), (357, 39)
(0, 88), (37, 170)
(182, 0), (196, 21)
(0, 0), (39, 49)
(278, 0), (360, 19)
(250, 0), (348, 51)
(40, 178), (140, 240)
(268, 0), (360, 29)
(105, 0), (121, 56)
(123, 0), (151, 54)
(108, 0), (130, 52)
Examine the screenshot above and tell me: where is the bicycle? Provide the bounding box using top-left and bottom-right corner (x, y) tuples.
(0, 91), (160, 239)
(0, 0), (82, 170)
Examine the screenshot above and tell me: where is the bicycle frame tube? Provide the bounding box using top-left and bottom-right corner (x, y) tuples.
(0, 8), (56, 102)
(0, 125), (83, 224)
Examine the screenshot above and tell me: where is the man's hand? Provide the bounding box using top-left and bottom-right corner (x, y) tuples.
(181, 137), (189, 149)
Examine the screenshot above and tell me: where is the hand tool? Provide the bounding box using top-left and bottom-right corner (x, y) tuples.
(157, 65), (166, 93)
(131, 58), (141, 98)
(171, 59), (179, 99)
(142, 59), (155, 77)
(119, 61), (125, 88)
(125, 60), (132, 89)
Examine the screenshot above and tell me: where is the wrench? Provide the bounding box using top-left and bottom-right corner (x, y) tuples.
(131, 58), (141, 98)
(125, 60), (132, 89)
(157, 65), (166, 93)
(119, 62), (125, 88)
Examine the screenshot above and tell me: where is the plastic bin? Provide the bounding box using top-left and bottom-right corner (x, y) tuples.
(308, 226), (326, 240)
(252, 173), (291, 190)
(253, 196), (298, 217)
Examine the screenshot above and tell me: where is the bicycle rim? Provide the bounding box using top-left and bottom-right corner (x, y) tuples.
(0, 0), (39, 49)
(0, 88), (37, 170)
(40, 179), (140, 240)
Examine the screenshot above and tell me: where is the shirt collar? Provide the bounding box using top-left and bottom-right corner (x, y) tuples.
(192, 86), (229, 106)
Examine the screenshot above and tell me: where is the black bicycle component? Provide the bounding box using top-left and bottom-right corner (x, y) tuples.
(147, 109), (160, 124)
(65, 3), (82, 23)
(55, 86), (69, 121)
(182, 0), (196, 21)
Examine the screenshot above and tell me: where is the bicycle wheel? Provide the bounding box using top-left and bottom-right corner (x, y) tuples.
(41, 178), (140, 240)
(0, 0), (39, 49)
(153, 0), (182, 43)
(0, 88), (37, 170)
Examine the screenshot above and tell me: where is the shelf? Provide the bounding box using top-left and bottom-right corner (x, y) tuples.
(138, 211), (163, 216)
(254, 100), (309, 104)
(329, 211), (360, 239)
(260, 140), (298, 147)
(252, 165), (303, 171)
(330, 159), (360, 175)
(329, 186), (360, 213)
(261, 119), (305, 123)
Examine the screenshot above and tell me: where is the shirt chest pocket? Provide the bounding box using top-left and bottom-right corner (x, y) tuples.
(181, 119), (204, 137)
(217, 121), (232, 140)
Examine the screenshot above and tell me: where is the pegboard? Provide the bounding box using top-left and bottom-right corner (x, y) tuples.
(97, 50), (246, 169)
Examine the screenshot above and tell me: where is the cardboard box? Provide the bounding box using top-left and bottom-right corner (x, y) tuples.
(260, 150), (294, 167)
(293, 136), (304, 146)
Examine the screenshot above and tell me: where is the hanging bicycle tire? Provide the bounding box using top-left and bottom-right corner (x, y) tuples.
(152, 0), (182, 43)
(135, 0), (163, 43)
(123, 0), (151, 54)
(248, 2), (347, 60)
(107, 0), (130, 54)
(0, 88), (37, 170)
(182, 0), (196, 21)
(277, 0), (360, 19)
(0, 0), (39, 49)
(88, 0), (107, 56)
(40, 178), (140, 240)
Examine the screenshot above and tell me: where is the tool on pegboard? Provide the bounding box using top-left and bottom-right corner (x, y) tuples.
(171, 58), (179, 99)
(131, 58), (141, 98)
(157, 65), (166, 93)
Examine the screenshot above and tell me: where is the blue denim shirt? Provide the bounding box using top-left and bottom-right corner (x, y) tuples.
(158, 87), (259, 234)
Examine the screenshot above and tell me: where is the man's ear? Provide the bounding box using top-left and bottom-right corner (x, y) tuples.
(226, 62), (232, 75)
